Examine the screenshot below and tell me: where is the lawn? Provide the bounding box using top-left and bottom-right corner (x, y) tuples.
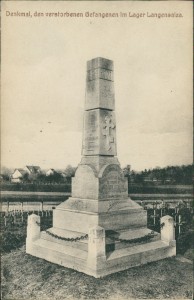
(1, 246), (193, 300)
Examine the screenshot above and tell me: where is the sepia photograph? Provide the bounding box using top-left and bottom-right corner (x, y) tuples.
(1, 1), (193, 299)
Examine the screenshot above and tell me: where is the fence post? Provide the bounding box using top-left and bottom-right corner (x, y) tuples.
(4, 215), (7, 227)
(40, 201), (43, 212)
(20, 202), (23, 213)
(161, 215), (176, 247)
(178, 215), (182, 234)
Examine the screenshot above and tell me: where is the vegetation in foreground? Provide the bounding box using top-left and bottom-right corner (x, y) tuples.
(1, 246), (193, 300)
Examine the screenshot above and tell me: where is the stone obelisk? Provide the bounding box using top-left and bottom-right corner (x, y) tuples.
(26, 57), (176, 278)
(52, 57), (145, 233)
(72, 57), (128, 201)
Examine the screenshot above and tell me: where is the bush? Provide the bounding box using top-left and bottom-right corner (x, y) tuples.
(1, 231), (26, 253)
(176, 230), (193, 255)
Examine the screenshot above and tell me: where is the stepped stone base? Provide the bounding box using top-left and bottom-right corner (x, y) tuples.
(26, 234), (176, 278)
(26, 207), (176, 278)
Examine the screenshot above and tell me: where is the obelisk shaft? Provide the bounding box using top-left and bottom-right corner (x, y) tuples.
(82, 58), (117, 156)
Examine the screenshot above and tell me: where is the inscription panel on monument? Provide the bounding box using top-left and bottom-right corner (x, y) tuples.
(99, 165), (128, 199)
(82, 110), (99, 155)
(87, 68), (114, 82)
(86, 78), (114, 111)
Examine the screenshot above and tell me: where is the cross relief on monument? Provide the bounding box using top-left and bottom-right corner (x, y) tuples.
(102, 114), (115, 151)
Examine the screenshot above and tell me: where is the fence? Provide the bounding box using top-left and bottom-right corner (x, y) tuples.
(1, 210), (53, 231)
(1, 200), (193, 236)
(138, 200), (193, 239)
(1, 201), (193, 255)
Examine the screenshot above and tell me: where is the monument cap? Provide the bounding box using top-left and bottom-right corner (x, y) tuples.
(85, 57), (115, 111)
(87, 57), (114, 71)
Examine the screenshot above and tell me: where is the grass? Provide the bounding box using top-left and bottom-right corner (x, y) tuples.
(1, 183), (192, 194)
(1, 246), (193, 300)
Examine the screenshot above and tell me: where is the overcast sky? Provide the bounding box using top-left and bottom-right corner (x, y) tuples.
(2, 1), (193, 171)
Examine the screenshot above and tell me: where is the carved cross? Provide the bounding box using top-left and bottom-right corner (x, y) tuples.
(103, 115), (115, 151)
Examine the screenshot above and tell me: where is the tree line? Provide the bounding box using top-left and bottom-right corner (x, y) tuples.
(123, 164), (193, 185)
(1, 165), (76, 184)
(1, 164), (193, 185)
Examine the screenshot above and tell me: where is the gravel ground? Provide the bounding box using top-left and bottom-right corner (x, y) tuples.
(1, 246), (193, 300)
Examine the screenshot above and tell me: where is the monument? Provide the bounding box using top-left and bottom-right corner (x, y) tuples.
(26, 57), (176, 278)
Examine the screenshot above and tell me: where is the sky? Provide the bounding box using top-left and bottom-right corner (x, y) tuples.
(1, 1), (193, 171)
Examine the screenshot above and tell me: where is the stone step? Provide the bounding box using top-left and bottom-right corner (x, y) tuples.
(32, 236), (171, 263)
(99, 240), (176, 277)
(107, 240), (171, 261)
(40, 227), (88, 251)
(28, 236), (175, 278)
(105, 227), (160, 250)
(106, 227), (160, 240)
(40, 227), (161, 252)
(34, 237), (88, 261)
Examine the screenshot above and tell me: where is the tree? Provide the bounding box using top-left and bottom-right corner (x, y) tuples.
(123, 165), (131, 177)
(37, 173), (47, 183)
(1, 166), (14, 177)
(64, 165), (76, 177)
(23, 173), (30, 183)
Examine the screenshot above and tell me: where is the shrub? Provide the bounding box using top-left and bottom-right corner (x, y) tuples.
(176, 230), (193, 255)
(1, 231), (26, 253)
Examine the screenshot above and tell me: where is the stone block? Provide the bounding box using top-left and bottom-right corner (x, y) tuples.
(85, 57), (114, 111)
(88, 226), (106, 263)
(99, 208), (147, 230)
(52, 197), (147, 233)
(72, 162), (127, 201)
(99, 164), (128, 199)
(72, 164), (99, 199)
(82, 109), (116, 156)
(87, 68), (114, 82)
(80, 156), (119, 172)
(161, 215), (175, 245)
(86, 79), (115, 111)
(53, 207), (98, 233)
(26, 214), (41, 254)
(26, 214), (40, 242)
(87, 57), (114, 71)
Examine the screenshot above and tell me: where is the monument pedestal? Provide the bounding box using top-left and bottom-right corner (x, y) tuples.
(26, 211), (176, 278)
(26, 57), (176, 277)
